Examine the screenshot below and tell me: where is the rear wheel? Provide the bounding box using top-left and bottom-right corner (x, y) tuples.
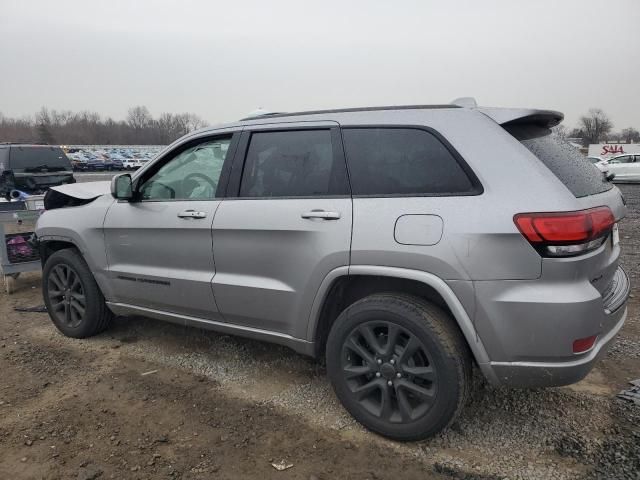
(42, 249), (113, 338)
(326, 293), (471, 441)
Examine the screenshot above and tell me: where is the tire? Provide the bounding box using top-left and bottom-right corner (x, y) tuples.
(42, 248), (113, 338)
(326, 293), (471, 441)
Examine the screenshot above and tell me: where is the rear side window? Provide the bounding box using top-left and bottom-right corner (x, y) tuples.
(341, 128), (478, 196)
(506, 124), (612, 198)
(240, 130), (346, 197)
(8, 146), (71, 172)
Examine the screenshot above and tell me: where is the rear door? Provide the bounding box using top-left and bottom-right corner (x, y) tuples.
(211, 123), (352, 338)
(103, 131), (239, 319)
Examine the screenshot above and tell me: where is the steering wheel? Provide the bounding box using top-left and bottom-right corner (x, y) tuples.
(182, 172), (217, 196)
(141, 181), (175, 199)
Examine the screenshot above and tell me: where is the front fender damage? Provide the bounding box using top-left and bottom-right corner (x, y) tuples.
(44, 181), (111, 210)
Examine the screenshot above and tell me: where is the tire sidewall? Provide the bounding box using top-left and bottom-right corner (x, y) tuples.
(326, 297), (465, 440)
(42, 249), (104, 338)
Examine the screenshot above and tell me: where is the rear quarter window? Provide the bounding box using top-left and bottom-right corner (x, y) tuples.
(506, 124), (612, 198)
(341, 127), (480, 196)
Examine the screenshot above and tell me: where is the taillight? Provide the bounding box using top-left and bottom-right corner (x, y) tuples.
(514, 207), (615, 257)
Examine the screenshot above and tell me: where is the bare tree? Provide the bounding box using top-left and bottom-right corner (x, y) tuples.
(579, 108), (613, 144)
(35, 107), (55, 144)
(127, 106), (152, 131)
(620, 127), (640, 144)
(0, 106), (209, 145)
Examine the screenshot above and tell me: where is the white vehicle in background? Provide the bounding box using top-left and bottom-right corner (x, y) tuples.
(605, 154), (640, 183)
(123, 159), (144, 170)
(587, 156), (609, 172)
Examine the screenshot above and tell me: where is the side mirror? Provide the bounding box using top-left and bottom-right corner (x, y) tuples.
(606, 172), (616, 182)
(111, 173), (133, 200)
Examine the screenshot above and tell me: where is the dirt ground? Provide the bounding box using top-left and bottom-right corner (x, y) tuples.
(1, 185), (639, 480)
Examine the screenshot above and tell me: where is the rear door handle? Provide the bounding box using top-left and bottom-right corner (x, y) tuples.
(301, 210), (341, 220)
(178, 210), (207, 219)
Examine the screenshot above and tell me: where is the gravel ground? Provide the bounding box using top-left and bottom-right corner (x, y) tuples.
(0, 184), (638, 480)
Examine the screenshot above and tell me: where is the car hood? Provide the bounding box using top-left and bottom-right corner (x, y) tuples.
(50, 181), (111, 200)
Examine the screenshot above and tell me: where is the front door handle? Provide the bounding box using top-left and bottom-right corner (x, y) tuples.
(301, 210), (341, 220)
(178, 210), (207, 219)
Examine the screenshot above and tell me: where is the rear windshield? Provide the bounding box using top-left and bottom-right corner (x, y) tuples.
(8, 146), (71, 172)
(506, 124), (612, 198)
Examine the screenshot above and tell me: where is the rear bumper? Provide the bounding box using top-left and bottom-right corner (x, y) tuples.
(486, 305), (626, 387)
(477, 266), (630, 388)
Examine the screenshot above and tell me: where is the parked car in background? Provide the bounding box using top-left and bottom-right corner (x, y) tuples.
(74, 157), (106, 171)
(605, 154), (640, 183)
(123, 158), (143, 170)
(0, 144), (75, 197)
(103, 157), (124, 171)
(587, 156), (609, 172)
(35, 101), (628, 441)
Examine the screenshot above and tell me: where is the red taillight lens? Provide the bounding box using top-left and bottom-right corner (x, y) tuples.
(573, 335), (597, 354)
(514, 207), (615, 245)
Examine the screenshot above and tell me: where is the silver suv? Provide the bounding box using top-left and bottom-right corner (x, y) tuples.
(35, 100), (629, 440)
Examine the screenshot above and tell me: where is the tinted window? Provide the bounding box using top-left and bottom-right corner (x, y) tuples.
(240, 130), (342, 197)
(506, 125), (612, 198)
(140, 137), (231, 200)
(8, 146), (71, 171)
(341, 128), (475, 196)
(609, 155), (633, 164)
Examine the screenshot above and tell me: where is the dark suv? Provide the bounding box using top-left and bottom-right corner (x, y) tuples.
(0, 144), (75, 198)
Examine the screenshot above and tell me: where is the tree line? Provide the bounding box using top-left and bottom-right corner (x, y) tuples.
(0, 106), (208, 145)
(0, 105), (637, 147)
(555, 108), (639, 146)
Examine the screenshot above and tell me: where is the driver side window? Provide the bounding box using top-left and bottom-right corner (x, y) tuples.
(139, 137), (232, 200)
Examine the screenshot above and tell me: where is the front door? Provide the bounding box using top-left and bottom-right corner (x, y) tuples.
(103, 132), (238, 319)
(211, 124), (352, 339)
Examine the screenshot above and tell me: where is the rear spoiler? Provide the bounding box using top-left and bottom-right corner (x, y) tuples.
(477, 107), (564, 128)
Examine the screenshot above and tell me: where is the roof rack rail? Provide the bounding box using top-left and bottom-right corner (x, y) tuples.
(242, 109), (286, 120)
(239, 104), (459, 121)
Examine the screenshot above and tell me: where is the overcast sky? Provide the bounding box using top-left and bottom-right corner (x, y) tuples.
(1, 0), (638, 130)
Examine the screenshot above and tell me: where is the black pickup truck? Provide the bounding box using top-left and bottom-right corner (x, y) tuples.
(0, 144), (75, 199)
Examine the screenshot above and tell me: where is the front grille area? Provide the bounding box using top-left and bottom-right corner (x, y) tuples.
(602, 267), (630, 314)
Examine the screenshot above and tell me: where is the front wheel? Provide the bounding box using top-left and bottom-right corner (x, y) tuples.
(42, 248), (113, 338)
(326, 294), (471, 441)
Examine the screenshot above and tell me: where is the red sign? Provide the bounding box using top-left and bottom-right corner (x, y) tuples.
(601, 145), (625, 155)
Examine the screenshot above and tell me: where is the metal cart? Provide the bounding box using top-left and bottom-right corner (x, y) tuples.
(0, 197), (44, 294)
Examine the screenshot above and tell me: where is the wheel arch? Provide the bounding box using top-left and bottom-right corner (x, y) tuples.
(38, 235), (114, 301)
(39, 237), (80, 265)
(307, 265), (497, 382)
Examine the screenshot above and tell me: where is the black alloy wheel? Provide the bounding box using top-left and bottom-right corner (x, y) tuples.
(46, 264), (87, 329)
(341, 321), (437, 423)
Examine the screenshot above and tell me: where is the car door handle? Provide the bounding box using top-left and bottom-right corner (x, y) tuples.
(177, 210), (207, 219)
(301, 210), (341, 220)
